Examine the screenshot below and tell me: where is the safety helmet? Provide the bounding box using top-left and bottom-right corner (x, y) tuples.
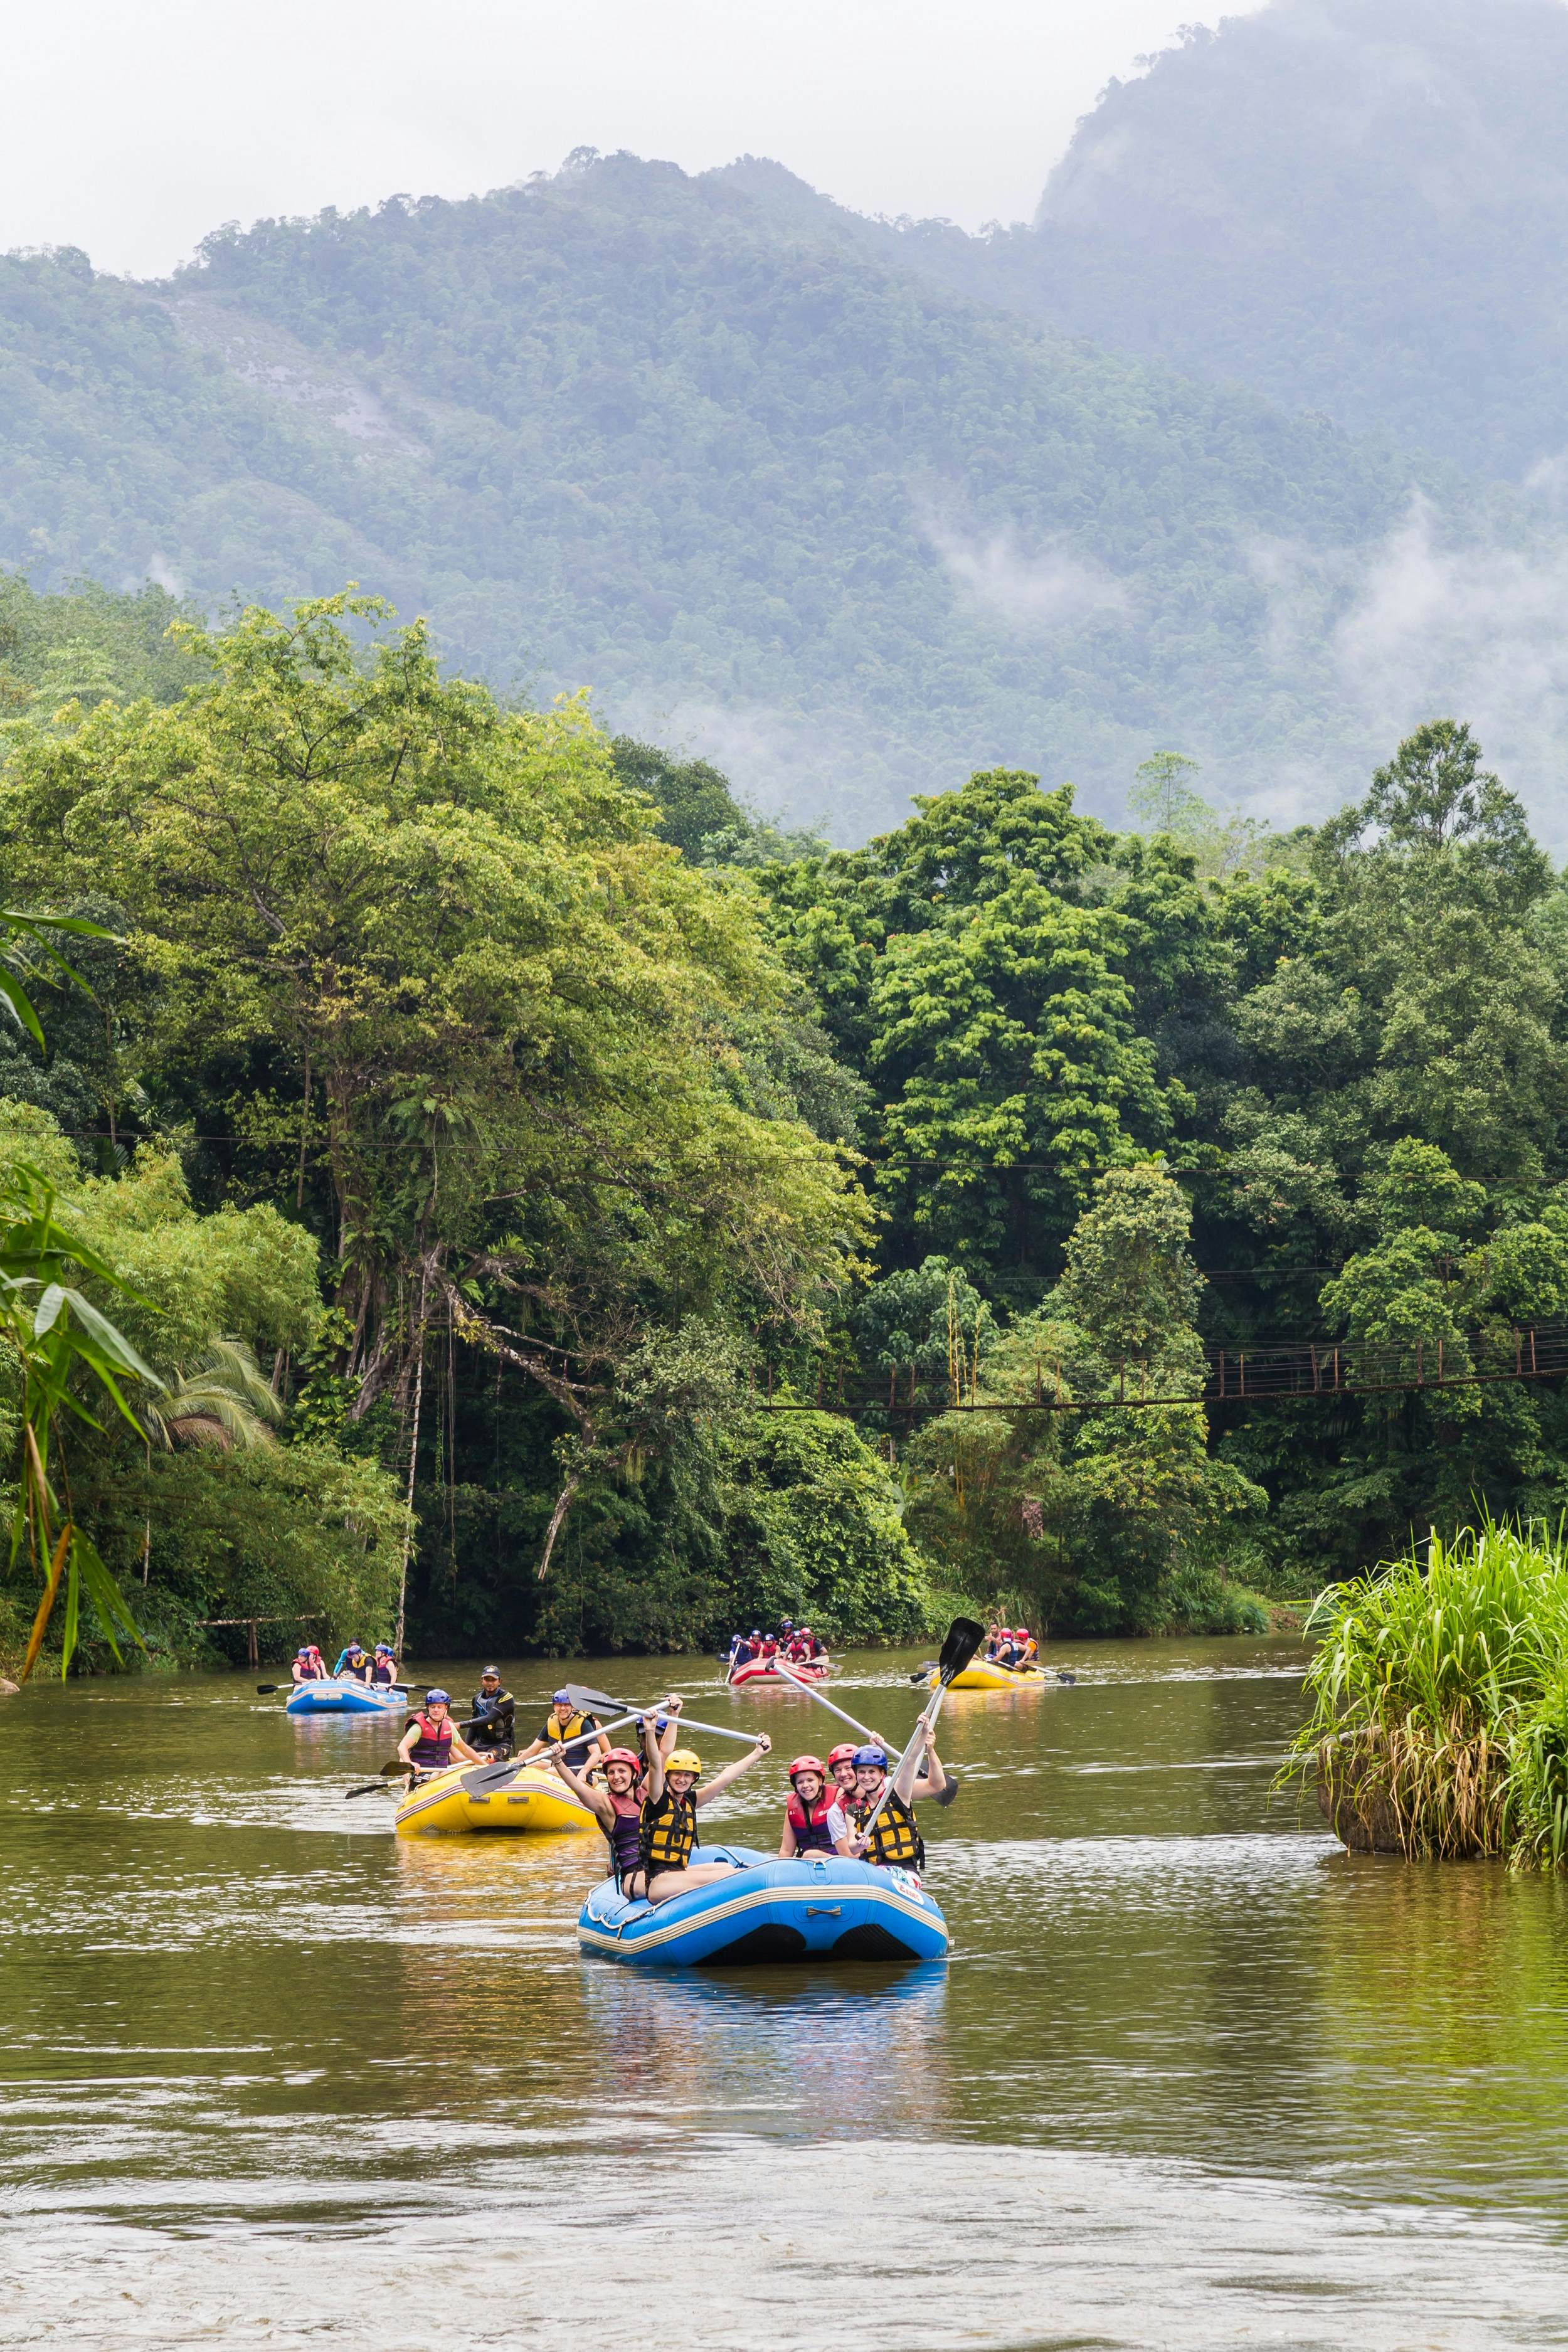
(664, 1748), (702, 1777)
(346, 1642), (364, 1655)
(852, 1744), (889, 1772)
(787, 1754), (827, 1783)
(750, 1630), (762, 1640)
(603, 1747), (641, 1773)
(1015, 1627), (1030, 1639)
(827, 1742), (859, 1769)
(780, 1618), (794, 1629)
(297, 1647), (311, 1659)
(425, 1688), (451, 1705)
(375, 1643), (393, 1655)
(552, 1688), (573, 1705)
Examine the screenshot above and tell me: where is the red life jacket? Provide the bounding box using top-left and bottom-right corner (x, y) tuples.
(786, 1788), (841, 1855)
(408, 1714), (453, 1769)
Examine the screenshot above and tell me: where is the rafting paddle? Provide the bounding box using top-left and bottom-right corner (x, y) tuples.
(850, 1616), (982, 1857)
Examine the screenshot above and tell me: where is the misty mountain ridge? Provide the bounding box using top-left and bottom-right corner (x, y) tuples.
(4, 0), (1568, 842)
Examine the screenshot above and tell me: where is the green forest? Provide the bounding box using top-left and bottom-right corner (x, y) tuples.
(5, 571), (1568, 1671)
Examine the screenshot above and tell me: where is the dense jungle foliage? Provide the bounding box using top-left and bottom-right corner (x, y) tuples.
(6, 576), (1568, 1666)
(0, 138), (1494, 837)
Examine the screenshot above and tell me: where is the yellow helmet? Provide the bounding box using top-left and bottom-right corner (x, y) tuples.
(665, 1747), (702, 1776)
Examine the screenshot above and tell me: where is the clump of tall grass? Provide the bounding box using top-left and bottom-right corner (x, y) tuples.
(1283, 1520), (1568, 1862)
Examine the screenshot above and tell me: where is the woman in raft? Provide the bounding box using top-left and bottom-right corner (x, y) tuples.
(778, 1754), (855, 1858)
(559, 1712), (771, 1904)
(396, 1688), (489, 1783)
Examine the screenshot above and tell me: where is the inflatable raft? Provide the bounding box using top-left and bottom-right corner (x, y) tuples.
(578, 1845), (950, 1966)
(285, 1677), (405, 1717)
(728, 1655), (832, 1687)
(926, 1657), (1043, 1693)
(395, 1756), (599, 1836)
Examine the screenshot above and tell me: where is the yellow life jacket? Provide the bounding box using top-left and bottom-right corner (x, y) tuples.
(638, 1787), (697, 1877)
(854, 1787), (924, 1871)
(541, 1710), (592, 1745)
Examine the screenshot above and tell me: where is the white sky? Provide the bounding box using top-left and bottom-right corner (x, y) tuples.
(4, 0), (1268, 281)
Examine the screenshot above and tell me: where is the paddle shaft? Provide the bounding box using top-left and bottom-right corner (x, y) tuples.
(768, 1656), (876, 1742)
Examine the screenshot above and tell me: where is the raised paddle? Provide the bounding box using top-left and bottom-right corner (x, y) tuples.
(851, 1616), (982, 1857)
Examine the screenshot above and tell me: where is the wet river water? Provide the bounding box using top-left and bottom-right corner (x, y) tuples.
(5, 1638), (1568, 2348)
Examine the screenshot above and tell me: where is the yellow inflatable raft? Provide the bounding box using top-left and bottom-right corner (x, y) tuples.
(927, 1657), (1045, 1693)
(394, 1758), (600, 1837)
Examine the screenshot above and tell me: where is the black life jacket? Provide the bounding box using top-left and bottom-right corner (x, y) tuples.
(787, 1788), (841, 1856)
(639, 1787), (698, 1878)
(854, 1786), (924, 1871)
(340, 1654), (371, 1682)
(371, 1659), (396, 1684)
(603, 1790), (644, 1883)
(407, 1714), (454, 1769)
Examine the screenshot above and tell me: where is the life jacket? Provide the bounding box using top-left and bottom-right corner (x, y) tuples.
(854, 1786), (924, 1872)
(786, 1788), (841, 1855)
(603, 1789), (644, 1884)
(371, 1660), (396, 1684)
(539, 1710), (598, 1765)
(639, 1787), (698, 1878)
(407, 1714), (454, 1769)
(339, 1653), (371, 1682)
(759, 1639), (778, 1659)
(1018, 1640), (1038, 1666)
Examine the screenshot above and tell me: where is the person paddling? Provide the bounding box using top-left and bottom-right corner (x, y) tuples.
(396, 1689), (487, 1783)
(779, 1755), (854, 1858)
(848, 1729), (945, 1872)
(638, 1718), (771, 1905)
(517, 1690), (611, 1773)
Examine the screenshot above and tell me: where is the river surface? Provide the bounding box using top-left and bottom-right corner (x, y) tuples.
(5, 1638), (1568, 2349)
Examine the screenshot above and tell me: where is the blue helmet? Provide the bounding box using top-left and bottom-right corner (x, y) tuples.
(853, 1744), (889, 1772)
(553, 1688), (573, 1704)
(425, 1687), (450, 1705)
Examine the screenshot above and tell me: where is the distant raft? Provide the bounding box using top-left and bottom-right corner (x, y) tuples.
(926, 1658), (1044, 1692)
(728, 1655), (832, 1687)
(395, 1756), (599, 1836)
(285, 1678), (405, 1717)
(578, 1845), (950, 1966)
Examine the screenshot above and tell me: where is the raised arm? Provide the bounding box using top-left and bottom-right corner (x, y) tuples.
(549, 1747), (613, 1827)
(892, 1717), (933, 1806)
(642, 1711), (667, 1804)
(693, 1733), (771, 1807)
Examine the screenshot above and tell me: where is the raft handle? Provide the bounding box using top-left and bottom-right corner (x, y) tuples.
(805, 1906), (843, 1918)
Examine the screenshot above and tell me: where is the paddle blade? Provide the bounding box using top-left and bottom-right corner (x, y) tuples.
(907, 1662), (938, 1683)
(931, 1772), (961, 1808)
(936, 1618), (985, 1687)
(561, 1682), (630, 1714)
(255, 1683), (281, 1695)
(344, 1781), (396, 1799)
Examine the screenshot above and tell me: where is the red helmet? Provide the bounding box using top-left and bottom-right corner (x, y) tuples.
(787, 1754), (827, 1782)
(827, 1743), (859, 1769)
(602, 1747), (641, 1772)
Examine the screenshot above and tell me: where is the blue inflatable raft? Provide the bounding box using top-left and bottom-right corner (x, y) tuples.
(577, 1845), (950, 1967)
(285, 1678), (403, 1717)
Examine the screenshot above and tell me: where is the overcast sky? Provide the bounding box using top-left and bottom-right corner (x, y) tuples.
(5, 0), (1268, 280)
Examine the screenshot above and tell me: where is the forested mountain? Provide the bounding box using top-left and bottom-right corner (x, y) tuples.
(0, 144), (1517, 839)
(890, 0), (1568, 485)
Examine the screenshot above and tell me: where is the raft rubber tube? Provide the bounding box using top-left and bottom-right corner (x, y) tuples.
(395, 1757), (600, 1836)
(578, 1844), (950, 1966)
(926, 1658), (1045, 1692)
(285, 1678), (405, 1716)
(728, 1656), (832, 1686)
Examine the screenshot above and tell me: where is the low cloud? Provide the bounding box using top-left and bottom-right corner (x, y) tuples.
(923, 517), (1132, 636)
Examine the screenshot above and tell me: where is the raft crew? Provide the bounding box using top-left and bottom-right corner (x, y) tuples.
(292, 1646), (328, 1683)
(467, 1666), (516, 1754)
(728, 1631), (760, 1668)
(517, 1690), (612, 1772)
(333, 1642), (372, 1682)
(848, 1728), (945, 1872)
(779, 1754), (854, 1858)
(369, 1643), (400, 1686)
(637, 1716), (772, 1905)
(396, 1688), (487, 1780)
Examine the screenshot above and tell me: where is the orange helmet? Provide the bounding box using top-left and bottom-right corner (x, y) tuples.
(787, 1754), (827, 1782)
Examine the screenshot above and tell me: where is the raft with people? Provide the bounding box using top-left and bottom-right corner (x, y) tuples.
(725, 1621), (832, 1684)
(395, 1756), (599, 1835)
(578, 1848), (950, 1965)
(286, 1677), (404, 1716)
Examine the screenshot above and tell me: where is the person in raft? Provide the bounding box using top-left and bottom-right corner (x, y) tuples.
(637, 1717), (773, 1905)
(467, 1666), (516, 1754)
(728, 1631), (757, 1669)
(332, 1642), (372, 1682)
(847, 1730), (945, 1872)
(369, 1643), (400, 1686)
(517, 1690), (612, 1774)
(397, 1689), (489, 1781)
(778, 1754), (855, 1858)
(291, 1646), (329, 1683)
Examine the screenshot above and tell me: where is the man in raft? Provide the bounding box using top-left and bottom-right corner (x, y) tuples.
(396, 1688), (489, 1782)
(778, 1755), (855, 1858)
(517, 1690), (612, 1774)
(332, 1641), (372, 1682)
(638, 1717), (772, 1904)
(467, 1666), (516, 1755)
(847, 1730), (945, 1872)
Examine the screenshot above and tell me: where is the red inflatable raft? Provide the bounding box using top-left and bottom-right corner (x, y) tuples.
(728, 1654), (832, 1687)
